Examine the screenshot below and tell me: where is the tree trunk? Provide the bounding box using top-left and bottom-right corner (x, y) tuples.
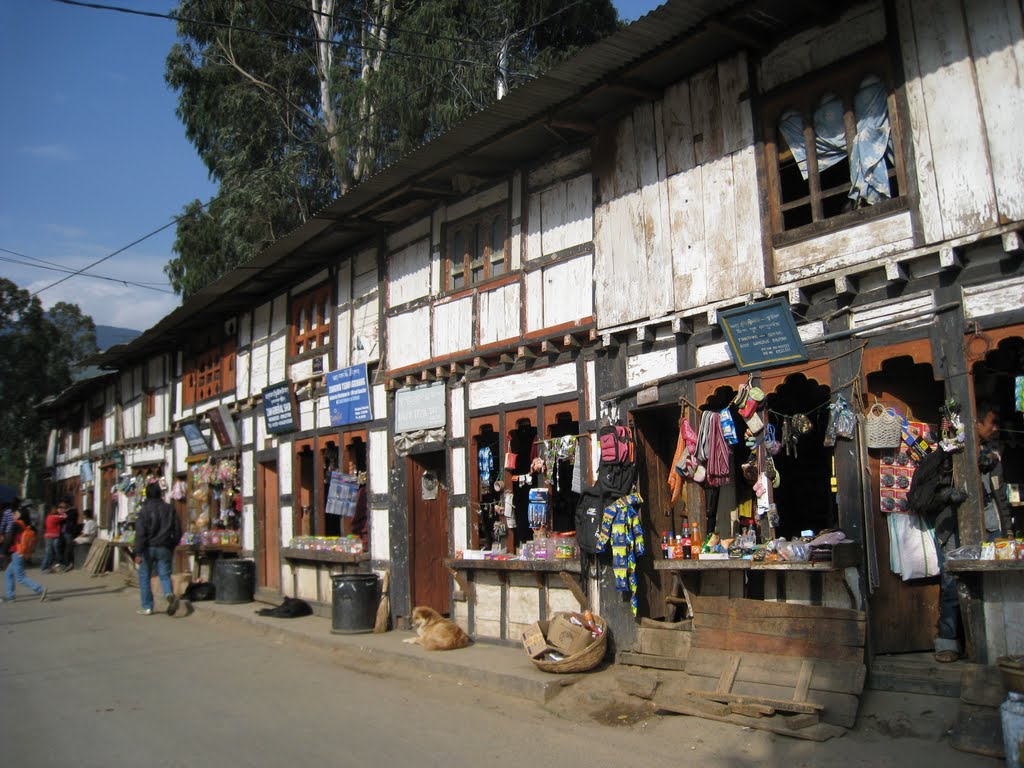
(353, 0), (394, 186)
(311, 0), (351, 191)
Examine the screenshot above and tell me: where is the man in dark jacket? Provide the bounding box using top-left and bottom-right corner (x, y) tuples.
(134, 482), (182, 616)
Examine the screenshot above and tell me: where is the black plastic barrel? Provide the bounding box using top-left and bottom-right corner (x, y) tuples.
(73, 543), (92, 570)
(213, 558), (255, 604)
(331, 573), (379, 634)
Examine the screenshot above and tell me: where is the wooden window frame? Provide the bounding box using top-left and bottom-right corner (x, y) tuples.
(443, 205), (510, 292)
(290, 283), (332, 360)
(182, 334), (236, 407)
(90, 409), (103, 444)
(144, 389), (156, 419)
(761, 44), (908, 246)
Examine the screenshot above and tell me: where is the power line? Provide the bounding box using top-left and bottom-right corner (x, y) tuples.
(30, 200), (214, 298)
(0, 248), (176, 294)
(52, 0), (493, 72)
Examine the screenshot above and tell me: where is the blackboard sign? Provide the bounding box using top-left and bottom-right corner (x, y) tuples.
(326, 364), (373, 426)
(718, 298), (808, 372)
(262, 382), (296, 435)
(181, 422), (210, 455)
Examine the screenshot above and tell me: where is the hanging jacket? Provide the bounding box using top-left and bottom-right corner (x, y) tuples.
(596, 493), (645, 616)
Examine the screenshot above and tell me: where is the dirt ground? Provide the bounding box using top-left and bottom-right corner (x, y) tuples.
(541, 663), (996, 767)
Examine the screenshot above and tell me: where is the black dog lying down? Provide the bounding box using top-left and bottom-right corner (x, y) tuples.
(256, 596), (313, 618)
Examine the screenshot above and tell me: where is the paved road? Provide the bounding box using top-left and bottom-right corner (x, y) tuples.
(1, 572), (993, 768)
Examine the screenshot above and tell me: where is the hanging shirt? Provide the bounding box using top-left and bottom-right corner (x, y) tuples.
(596, 493), (645, 616)
(478, 446), (495, 488)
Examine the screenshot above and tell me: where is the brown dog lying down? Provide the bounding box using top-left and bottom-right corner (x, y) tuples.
(403, 605), (471, 650)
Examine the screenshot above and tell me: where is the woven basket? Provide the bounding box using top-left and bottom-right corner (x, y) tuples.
(530, 613), (609, 674)
(865, 403), (902, 449)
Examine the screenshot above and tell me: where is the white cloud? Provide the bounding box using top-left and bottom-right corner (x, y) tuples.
(20, 144), (74, 160)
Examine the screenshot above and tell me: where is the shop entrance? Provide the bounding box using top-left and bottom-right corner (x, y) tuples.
(865, 349), (945, 654)
(408, 450), (450, 614)
(632, 404), (682, 620)
(970, 330), (1024, 535)
(257, 460), (280, 591)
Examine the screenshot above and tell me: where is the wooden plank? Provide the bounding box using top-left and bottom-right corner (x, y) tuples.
(693, 611), (866, 647)
(717, 654), (741, 693)
(692, 626), (864, 664)
(966, 0), (1024, 222)
(660, 692), (731, 717)
(794, 660), (814, 703)
(653, 700), (846, 741)
(689, 64), (722, 166)
(685, 648), (866, 694)
(689, 593), (864, 623)
(730, 702), (774, 718)
(667, 166), (706, 309)
(617, 650), (689, 671)
(637, 627), (692, 658)
(960, 664), (1007, 708)
(783, 713), (821, 731)
(675, 689), (822, 715)
(661, 78), (695, 176)
(664, 676), (861, 728)
(909, 0), (998, 239)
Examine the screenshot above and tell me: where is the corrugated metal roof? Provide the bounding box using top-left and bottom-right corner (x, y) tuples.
(97, 0), (858, 369)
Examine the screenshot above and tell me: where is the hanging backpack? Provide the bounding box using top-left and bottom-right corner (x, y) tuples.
(575, 486), (607, 555)
(598, 424), (637, 498)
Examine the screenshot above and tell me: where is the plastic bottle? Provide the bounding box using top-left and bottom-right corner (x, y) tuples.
(682, 520), (692, 560)
(662, 533), (669, 559)
(666, 532), (675, 559)
(690, 520), (701, 560)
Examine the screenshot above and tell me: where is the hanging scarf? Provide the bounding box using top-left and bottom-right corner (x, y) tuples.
(704, 412), (733, 488)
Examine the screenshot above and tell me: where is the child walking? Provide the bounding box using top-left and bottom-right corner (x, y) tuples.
(3, 509), (47, 602)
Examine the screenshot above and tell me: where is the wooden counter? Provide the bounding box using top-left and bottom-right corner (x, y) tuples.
(280, 548), (370, 607)
(654, 542), (863, 572)
(281, 547), (369, 566)
(445, 557), (581, 574)
(444, 557), (586, 645)
(946, 559), (1024, 573)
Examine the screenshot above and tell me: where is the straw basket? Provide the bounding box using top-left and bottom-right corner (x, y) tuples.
(530, 613), (609, 674)
(865, 403), (902, 449)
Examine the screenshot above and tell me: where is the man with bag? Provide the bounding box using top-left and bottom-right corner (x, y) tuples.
(133, 482), (181, 617)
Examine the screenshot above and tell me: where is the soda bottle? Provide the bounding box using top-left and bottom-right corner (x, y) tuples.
(682, 520), (692, 560)
(662, 533), (669, 559)
(690, 520), (701, 560)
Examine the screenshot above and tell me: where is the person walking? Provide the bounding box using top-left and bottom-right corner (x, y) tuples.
(40, 499), (68, 574)
(3, 509), (47, 603)
(0, 496), (19, 570)
(60, 504), (80, 571)
(134, 482), (181, 616)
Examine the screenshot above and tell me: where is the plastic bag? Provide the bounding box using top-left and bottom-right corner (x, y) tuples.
(776, 539), (811, 562)
(825, 395), (856, 446)
(946, 544), (982, 561)
(719, 408), (739, 445)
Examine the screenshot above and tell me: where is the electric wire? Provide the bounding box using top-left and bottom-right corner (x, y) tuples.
(52, 0), (499, 72)
(30, 200), (214, 298)
(0, 248), (175, 294)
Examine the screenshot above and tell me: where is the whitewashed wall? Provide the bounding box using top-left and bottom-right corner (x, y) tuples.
(594, 52), (762, 329)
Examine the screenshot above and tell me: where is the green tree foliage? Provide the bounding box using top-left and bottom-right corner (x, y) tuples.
(0, 280), (98, 494)
(164, 0), (619, 298)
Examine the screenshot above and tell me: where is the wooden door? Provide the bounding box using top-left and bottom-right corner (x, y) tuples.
(408, 451), (450, 613)
(257, 461), (280, 591)
(864, 341), (943, 654)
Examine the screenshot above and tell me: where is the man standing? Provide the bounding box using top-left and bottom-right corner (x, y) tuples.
(933, 403), (1000, 663)
(134, 482), (181, 617)
(40, 499), (68, 573)
(60, 504), (80, 572)
(0, 496), (19, 569)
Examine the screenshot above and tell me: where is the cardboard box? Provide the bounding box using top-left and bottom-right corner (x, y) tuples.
(546, 614), (594, 656)
(521, 621), (556, 658)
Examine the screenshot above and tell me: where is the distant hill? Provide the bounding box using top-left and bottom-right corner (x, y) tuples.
(96, 325), (140, 351)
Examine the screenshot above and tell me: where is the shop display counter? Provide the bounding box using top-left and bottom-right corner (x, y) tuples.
(655, 543), (864, 616)
(445, 557), (585, 646)
(185, 543), (241, 582)
(946, 559), (1024, 664)
(281, 548), (371, 611)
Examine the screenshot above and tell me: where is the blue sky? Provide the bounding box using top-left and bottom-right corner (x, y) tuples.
(0, 0), (664, 332)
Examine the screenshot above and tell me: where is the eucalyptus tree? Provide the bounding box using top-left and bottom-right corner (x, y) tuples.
(165, 0), (619, 298)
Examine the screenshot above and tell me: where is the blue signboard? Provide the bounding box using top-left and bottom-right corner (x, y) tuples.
(718, 298), (808, 372)
(262, 382), (297, 435)
(326, 364), (373, 426)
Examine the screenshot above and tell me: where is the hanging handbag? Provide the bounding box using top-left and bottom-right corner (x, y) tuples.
(865, 403), (902, 449)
